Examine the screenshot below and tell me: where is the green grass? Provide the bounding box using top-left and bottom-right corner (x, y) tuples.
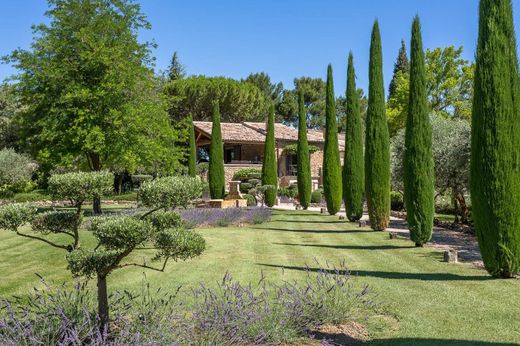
(0, 209), (519, 345)
(435, 213), (456, 223)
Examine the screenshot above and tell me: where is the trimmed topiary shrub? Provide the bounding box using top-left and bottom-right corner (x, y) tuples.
(239, 182), (252, 194)
(390, 191), (404, 211)
(48, 171), (113, 208)
(233, 168), (262, 181)
(139, 176), (204, 211)
(311, 190), (323, 204)
(243, 194), (257, 207)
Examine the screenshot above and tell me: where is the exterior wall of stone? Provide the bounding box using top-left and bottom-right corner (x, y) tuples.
(310, 150), (323, 181)
(203, 141), (341, 192)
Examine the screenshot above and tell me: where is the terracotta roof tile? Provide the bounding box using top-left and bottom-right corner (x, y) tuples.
(193, 121), (344, 151)
(193, 121), (266, 143)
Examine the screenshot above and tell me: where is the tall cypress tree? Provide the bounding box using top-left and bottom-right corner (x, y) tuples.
(297, 90), (312, 209)
(187, 115), (197, 177)
(365, 21), (390, 231)
(323, 64), (343, 215)
(209, 101), (225, 199)
(262, 104), (278, 207)
(404, 16), (435, 247)
(472, 0), (520, 277)
(343, 53), (364, 221)
(388, 40), (409, 99)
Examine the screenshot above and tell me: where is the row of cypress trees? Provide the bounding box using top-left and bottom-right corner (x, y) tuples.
(323, 19), (434, 245)
(196, 0), (520, 278)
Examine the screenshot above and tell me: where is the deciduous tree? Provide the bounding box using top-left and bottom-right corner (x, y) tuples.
(4, 0), (183, 213)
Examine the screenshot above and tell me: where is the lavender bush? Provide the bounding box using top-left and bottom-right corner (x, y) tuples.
(0, 261), (373, 345)
(180, 207), (271, 228)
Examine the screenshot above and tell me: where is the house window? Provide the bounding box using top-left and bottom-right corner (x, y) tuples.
(224, 145), (241, 164)
(286, 154), (297, 176)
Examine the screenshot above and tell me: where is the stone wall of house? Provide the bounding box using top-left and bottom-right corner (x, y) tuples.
(310, 150), (323, 181)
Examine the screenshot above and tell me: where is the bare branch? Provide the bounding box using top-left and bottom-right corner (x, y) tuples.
(140, 207), (162, 220)
(117, 257), (169, 272)
(15, 231), (69, 251)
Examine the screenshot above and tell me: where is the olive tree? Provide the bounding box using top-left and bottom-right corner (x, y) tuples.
(0, 171), (112, 251)
(0, 148), (38, 196)
(391, 116), (471, 222)
(0, 173), (206, 333)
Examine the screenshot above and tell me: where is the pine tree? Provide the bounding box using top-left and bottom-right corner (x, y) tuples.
(187, 115), (197, 177)
(262, 104), (278, 207)
(167, 51), (185, 81)
(388, 40), (410, 99)
(365, 21), (390, 230)
(343, 53), (364, 221)
(471, 0), (520, 277)
(323, 64), (343, 215)
(404, 16), (435, 247)
(209, 101), (225, 199)
(297, 90), (312, 209)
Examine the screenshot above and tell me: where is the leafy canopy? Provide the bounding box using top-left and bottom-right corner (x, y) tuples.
(165, 76), (271, 122)
(3, 0), (182, 175)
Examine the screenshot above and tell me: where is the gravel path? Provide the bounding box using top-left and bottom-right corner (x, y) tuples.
(275, 203), (483, 266)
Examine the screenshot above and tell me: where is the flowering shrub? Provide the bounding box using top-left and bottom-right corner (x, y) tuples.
(0, 262), (373, 345)
(180, 207), (271, 227)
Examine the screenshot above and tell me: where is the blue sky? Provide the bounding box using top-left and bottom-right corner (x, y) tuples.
(1, 0), (519, 94)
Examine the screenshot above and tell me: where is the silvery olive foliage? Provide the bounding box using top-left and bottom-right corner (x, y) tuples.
(391, 115), (470, 196)
(0, 148), (38, 195)
(0, 203), (36, 232)
(0, 173), (206, 331)
(48, 171), (113, 207)
(139, 176), (204, 210)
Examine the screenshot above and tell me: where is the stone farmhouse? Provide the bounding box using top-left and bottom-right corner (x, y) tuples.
(193, 121), (345, 190)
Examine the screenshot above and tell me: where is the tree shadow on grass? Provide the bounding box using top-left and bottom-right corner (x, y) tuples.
(251, 227), (375, 234)
(369, 338), (517, 345)
(255, 263), (492, 281)
(278, 219), (349, 224)
(273, 242), (416, 250)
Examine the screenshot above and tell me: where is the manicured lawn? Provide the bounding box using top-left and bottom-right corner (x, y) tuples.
(1, 208), (519, 345)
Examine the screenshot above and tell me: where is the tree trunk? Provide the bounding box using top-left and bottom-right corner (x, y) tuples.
(117, 174), (124, 195)
(452, 191), (460, 224)
(455, 192), (469, 225)
(97, 274), (109, 334)
(89, 153), (103, 215)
